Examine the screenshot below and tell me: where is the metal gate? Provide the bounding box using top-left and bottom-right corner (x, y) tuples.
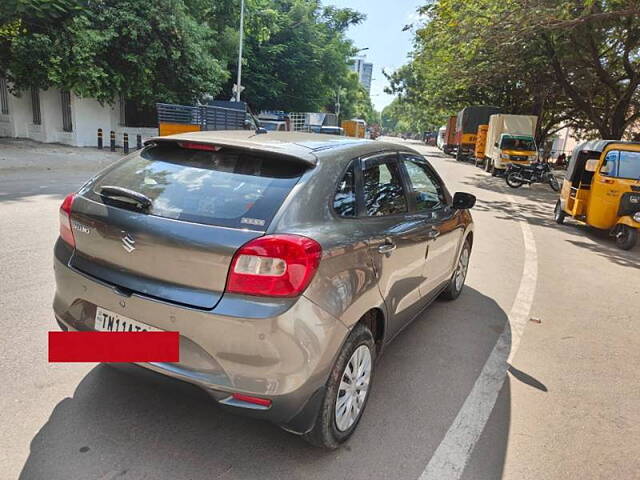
(156, 103), (246, 136)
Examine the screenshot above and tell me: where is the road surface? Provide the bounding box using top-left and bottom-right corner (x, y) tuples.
(1, 137), (638, 480)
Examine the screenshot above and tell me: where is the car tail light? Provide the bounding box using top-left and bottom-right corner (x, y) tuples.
(59, 193), (76, 247)
(227, 234), (322, 297)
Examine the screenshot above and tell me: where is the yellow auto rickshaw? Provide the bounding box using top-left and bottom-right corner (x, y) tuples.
(554, 140), (640, 250)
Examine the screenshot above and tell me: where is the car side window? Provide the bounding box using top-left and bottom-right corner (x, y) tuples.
(362, 157), (408, 216)
(401, 155), (446, 211)
(333, 162), (356, 217)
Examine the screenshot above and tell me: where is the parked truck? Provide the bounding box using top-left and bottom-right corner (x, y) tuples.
(443, 115), (457, 155)
(484, 114), (538, 176)
(473, 124), (489, 167)
(342, 119), (367, 138)
(454, 106), (501, 161)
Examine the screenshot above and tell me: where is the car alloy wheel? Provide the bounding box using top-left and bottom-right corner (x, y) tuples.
(304, 323), (376, 448)
(335, 345), (372, 432)
(454, 245), (470, 292)
(441, 240), (471, 301)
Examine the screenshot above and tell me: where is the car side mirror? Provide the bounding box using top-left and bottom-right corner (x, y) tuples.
(585, 159), (599, 172)
(452, 192), (476, 210)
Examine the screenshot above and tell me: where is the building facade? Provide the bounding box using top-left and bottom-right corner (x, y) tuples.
(349, 56), (373, 93)
(0, 79), (158, 147)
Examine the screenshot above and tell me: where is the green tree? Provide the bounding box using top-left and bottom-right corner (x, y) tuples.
(1, 0), (372, 117)
(338, 72), (377, 124)
(1, 0), (228, 105)
(218, 0), (365, 113)
(388, 0), (640, 140)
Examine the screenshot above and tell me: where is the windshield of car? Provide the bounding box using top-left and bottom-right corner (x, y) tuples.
(500, 136), (535, 151)
(88, 144), (305, 229)
(601, 150), (640, 180)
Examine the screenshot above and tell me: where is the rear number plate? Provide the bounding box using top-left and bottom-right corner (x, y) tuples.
(94, 307), (161, 332)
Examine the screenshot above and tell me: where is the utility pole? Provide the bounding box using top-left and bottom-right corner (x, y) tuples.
(235, 0), (245, 102)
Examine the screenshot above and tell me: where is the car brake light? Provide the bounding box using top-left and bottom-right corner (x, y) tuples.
(227, 234), (322, 297)
(59, 193), (76, 247)
(178, 142), (221, 151)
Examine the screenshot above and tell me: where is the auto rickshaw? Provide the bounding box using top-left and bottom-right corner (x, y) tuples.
(554, 140), (640, 250)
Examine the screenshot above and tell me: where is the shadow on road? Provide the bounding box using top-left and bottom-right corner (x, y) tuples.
(459, 167), (640, 266)
(20, 288), (513, 480)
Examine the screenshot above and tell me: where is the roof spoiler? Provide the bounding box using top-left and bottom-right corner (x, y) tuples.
(143, 137), (318, 167)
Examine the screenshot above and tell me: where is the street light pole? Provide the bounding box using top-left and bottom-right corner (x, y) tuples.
(235, 0), (245, 102)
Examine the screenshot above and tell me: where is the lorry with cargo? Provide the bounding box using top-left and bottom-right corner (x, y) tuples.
(473, 125), (489, 167)
(454, 106), (501, 161)
(484, 114), (538, 176)
(442, 115), (457, 154)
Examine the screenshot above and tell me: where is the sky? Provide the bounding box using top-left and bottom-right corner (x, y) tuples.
(325, 0), (425, 111)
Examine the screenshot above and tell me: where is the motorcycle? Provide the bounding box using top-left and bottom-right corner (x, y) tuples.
(505, 162), (560, 192)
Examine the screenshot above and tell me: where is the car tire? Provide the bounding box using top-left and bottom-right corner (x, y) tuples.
(441, 239), (471, 301)
(554, 200), (566, 225)
(615, 225), (638, 250)
(304, 323), (376, 449)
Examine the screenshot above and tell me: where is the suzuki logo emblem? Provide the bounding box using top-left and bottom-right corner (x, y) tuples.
(121, 233), (136, 253)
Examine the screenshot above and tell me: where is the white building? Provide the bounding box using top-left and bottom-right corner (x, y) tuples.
(546, 126), (583, 159)
(349, 56), (373, 93)
(0, 78), (158, 147)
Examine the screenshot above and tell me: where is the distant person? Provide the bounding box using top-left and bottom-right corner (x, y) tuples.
(556, 153), (566, 167)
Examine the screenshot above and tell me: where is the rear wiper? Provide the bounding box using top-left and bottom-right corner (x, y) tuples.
(99, 185), (153, 210)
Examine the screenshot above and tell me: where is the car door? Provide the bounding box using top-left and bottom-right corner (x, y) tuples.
(400, 153), (464, 297)
(358, 152), (431, 339)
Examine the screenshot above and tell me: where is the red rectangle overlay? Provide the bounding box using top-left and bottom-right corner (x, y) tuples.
(49, 331), (180, 362)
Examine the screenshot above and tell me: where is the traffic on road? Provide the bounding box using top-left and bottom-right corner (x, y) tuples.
(1, 134), (638, 479)
(1, 1), (639, 479)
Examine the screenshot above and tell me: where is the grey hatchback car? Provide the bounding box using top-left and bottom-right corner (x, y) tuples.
(53, 131), (475, 448)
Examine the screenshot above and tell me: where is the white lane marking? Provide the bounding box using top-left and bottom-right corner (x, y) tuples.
(419, 192), (538, 480)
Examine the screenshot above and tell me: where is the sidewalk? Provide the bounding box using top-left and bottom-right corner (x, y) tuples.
(0, 138), (124, 172)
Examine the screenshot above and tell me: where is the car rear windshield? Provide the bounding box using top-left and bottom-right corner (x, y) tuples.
(87, 143), (306, 229)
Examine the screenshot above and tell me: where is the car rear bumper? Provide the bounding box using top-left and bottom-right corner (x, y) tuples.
(53, 242), (349, 433)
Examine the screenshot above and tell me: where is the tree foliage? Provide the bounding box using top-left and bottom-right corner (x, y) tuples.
(386, 0), (640, 140)
(0, 0), (375, 117)
(225, 0), (365, 113)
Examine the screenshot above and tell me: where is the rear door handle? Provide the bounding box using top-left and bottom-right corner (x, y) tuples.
(378, 241), (397, 254)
